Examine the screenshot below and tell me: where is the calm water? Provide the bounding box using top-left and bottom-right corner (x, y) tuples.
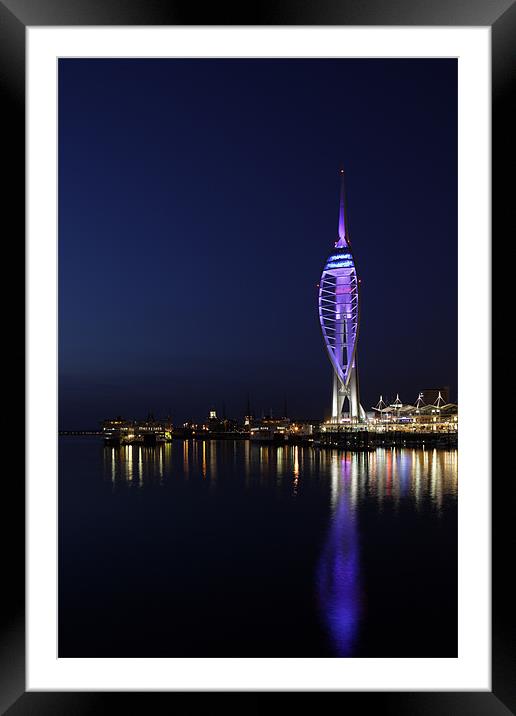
(59, 438), (457, 657)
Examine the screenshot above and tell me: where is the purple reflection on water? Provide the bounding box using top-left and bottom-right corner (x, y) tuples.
(316, 458), (360, 656)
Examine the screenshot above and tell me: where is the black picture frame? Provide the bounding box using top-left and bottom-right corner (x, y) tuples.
(1, 0), (510, 712)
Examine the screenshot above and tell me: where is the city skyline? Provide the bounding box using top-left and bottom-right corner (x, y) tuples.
(58, 58), (457, 428)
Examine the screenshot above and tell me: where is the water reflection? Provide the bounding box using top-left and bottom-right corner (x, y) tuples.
(126, 444), (133, 482)
(293, 446), (300, 496)
(202, 441), (207, 478)
(98, 440), (457, 656)
(317, 454), (360, 656)
(103, 441), (457, 508)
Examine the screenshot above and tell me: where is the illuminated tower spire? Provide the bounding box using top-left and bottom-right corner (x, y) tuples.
(336, 168), (349, 248)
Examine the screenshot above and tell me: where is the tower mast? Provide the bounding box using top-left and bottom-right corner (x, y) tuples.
(336, 168), (349, 248)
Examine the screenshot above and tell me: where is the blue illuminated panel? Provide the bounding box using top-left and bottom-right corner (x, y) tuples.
(325, 260), (354, 269)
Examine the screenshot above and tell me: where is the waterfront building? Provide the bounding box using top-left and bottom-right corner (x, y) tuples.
(101, 414), (168, 445)
(318, 169), (366, 423)
(207, 408), (238, 433)
(101, 417), (135, 444)
(288, 421), (319, 437)
(368, 392), (458, 433)
(249, 415), (290, 442)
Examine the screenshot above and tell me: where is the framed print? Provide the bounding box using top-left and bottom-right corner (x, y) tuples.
(1, 0), (512, 712)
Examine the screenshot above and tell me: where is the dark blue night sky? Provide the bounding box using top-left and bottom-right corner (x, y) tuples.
(58, 58), (457, 429)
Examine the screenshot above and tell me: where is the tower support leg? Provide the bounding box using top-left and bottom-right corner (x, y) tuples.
(332, 372), (345, 421)
(349, 366), (359, 419)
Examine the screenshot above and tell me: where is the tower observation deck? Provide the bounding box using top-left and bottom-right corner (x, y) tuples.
(318, 170), (366, 422)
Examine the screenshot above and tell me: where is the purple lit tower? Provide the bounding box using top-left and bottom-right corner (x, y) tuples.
(319, 170), (366, 422)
